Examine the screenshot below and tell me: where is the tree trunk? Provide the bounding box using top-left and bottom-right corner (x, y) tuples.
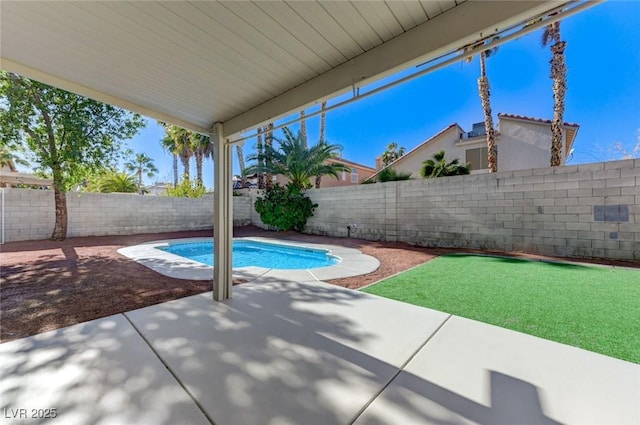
(315, 101), (327, 189)
(265, 123), (274, 190)
(256, 128), (264, 189)
(478, 53), (498, 173)
(172, 154), (178, 186)
(300, 110), (307, 148)
(50, 177), (67, 241)
(138, 168), (143, 194)
(181, 154), (190, 181)
(550, 40), (567, 167)
(236, 144), (247, 187)
(195, 150), (203, 185)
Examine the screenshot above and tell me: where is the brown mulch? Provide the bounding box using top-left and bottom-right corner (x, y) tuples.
(1, 225), (637, 343)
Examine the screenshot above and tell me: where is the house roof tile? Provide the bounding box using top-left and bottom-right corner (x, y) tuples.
(497, 113), (580, 128)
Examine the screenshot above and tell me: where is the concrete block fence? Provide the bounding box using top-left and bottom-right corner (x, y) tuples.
(303, 159), (640, 262)
(2, 159), (639, 262)
(1, 190), (252, 242)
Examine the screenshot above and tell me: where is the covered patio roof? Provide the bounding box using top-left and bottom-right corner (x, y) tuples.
(1, 0), (575, 299)
(1, 1), (568, 137)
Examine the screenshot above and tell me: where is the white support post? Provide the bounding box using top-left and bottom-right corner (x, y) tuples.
(212, 122), (233, 301)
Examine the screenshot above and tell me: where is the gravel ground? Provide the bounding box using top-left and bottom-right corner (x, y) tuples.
(1, 225), (636, 343)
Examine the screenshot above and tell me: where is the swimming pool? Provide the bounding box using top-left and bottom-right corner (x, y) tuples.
(159, 240), (340, 270)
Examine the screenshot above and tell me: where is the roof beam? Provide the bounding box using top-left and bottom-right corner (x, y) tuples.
(223, 0), (567, 138)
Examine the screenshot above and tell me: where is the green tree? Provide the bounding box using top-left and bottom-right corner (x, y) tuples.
(421, 150), (470, 178)
(0, 72), (145, 240)
(165, 176), (206, 198)
(244, 127), (350, 190)
(464, 38), (499, 172)
(381, 142), (406, 166)
(87, 171), (137, 193)
(124, 150), (158, 194)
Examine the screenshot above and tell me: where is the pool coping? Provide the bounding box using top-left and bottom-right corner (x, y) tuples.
(117, 237), (380, 282)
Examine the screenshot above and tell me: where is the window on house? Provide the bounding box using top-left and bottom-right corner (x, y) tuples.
(465, 147), (488, 170)
(342, 170), (346, 181)
(351, 169), (358, 183)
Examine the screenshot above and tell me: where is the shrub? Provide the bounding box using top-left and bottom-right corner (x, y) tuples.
(378, 168), (412, 182)
(165, 178), (207, 198)
(254, 183), (317, 231)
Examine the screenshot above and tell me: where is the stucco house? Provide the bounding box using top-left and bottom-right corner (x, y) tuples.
(369, 113), (580, 180)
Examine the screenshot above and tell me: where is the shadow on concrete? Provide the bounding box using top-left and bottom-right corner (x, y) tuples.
(0, 315), (210, 424)
(124, 277), (563, 425)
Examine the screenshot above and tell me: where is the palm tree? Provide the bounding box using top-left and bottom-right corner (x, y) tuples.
(464, 38), (499, 172)
(381, 142), (406, 166)
(300, 110), (307, 147)
(163, 125), (193, 180)
(236, 144), (247, 187)
(264, 123), (275, 190)
(245, 126), (350, 190)
(161, 134), (179, 187)
(543, 20), (567, 166)
(378, 168), (412, 182)
(256, 127), (265, 189)
(315, 101), (327, 189)
(421, 150), (470, 178)
(125, 151), (158, 194)
(88, 171), (137, 193)
(192, 133), (211, 186)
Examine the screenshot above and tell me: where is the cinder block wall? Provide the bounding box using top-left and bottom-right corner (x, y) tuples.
(304, 159), (639, 261)
(3, 160), (639, 261)
(1, 190), (253, 242)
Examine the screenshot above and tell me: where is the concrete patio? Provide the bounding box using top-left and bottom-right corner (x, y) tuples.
(1, 278), (638, 425)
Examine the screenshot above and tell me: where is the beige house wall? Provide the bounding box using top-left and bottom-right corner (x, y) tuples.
(386, 118), (573, 178)
(390, 126), (468, 178)
(498, 119), (567, 171)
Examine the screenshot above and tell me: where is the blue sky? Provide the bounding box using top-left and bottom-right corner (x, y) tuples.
(125, 1), (640, 189)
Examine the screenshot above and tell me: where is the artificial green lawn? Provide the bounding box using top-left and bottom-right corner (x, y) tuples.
(362, 254), (640, 364)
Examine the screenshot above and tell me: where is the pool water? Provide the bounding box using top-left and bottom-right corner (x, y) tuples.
(159, 240), (340, 269)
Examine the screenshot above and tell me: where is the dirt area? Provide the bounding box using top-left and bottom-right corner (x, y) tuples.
(1, 225), (637, 343)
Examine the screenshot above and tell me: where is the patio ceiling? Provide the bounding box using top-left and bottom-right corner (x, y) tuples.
(1, 1), (567, 138)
